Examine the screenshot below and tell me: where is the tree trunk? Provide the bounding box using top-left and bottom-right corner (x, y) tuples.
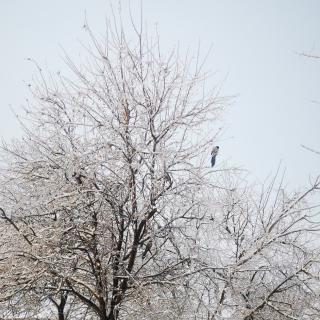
(57, 294), (67, 320)
(57, 308), (65, 320)
(106, 307), (119, 320)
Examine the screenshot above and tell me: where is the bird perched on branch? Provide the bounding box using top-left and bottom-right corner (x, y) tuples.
(211, 146), (219, 167)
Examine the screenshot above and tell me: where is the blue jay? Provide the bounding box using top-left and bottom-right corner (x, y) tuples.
(211, 146), (219, 167)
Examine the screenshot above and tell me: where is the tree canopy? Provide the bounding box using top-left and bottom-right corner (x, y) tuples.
(0, 15), (320, 320)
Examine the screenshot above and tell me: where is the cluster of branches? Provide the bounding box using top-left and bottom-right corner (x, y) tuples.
(185, 172), (320, 320)
(0, 18), (320, 320)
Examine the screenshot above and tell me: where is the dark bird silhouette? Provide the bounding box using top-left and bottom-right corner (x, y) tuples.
(211, 146), (219, 167)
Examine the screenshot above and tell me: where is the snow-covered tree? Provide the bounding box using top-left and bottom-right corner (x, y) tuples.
(1, 14), (320, 320)
(186, 172), (320, 319)
(0, 18), (224, 320)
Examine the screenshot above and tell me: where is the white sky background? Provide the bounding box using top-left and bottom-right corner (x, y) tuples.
(0, 0), (319, 189)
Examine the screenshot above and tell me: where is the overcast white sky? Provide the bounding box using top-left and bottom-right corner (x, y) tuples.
(1, 0), (319, 189)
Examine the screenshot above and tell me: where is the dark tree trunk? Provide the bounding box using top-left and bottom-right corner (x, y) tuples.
(51, 293), (67, 320)
(58, 308), (65, 320)
(107, 309), (119, 320)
